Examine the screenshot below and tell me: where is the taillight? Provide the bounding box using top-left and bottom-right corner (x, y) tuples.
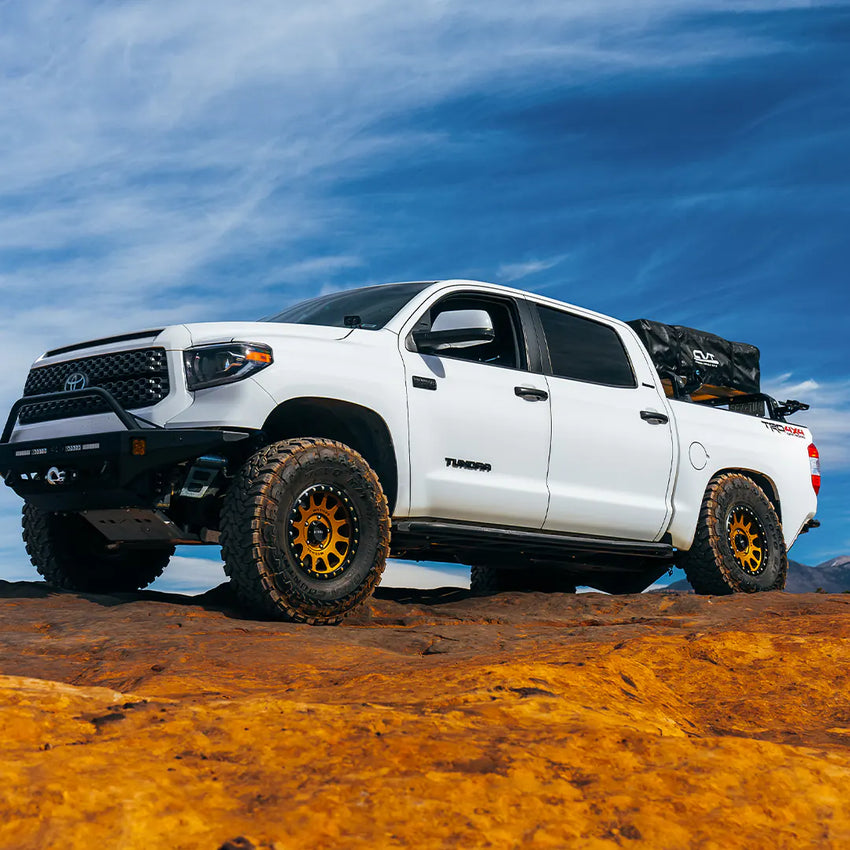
(808, 443), (821, 495)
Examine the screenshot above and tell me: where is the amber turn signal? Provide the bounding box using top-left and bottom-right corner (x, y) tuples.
(245, 350), (272, 363)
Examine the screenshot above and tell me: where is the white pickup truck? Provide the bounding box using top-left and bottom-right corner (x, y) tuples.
(0, 280), (821, 623)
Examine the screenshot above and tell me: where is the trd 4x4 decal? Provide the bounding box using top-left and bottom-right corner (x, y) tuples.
(763, 421), (806, 439)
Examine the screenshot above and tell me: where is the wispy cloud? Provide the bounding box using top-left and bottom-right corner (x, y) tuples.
(0, 2), (807, 308)
(498, 255), (567, 282)
(0, 2), (808, 379)
(764, 374), (850, 469)
(0, 549), (470, 595)
(149, 556), (469, 596)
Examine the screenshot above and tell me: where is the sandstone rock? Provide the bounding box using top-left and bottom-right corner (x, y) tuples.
(2, 580), (850, 848)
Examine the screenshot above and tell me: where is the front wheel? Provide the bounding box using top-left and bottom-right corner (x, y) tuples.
(679, 472), (787, 594)
(220, 438), (390, 624)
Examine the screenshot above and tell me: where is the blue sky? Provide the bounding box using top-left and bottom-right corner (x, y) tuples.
(0, 1), (847, 591)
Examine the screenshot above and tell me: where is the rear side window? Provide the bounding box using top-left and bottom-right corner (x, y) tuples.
(537, 305), (635, 388)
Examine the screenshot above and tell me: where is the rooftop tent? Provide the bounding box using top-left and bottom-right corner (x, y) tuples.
(627, 319), (760, 400)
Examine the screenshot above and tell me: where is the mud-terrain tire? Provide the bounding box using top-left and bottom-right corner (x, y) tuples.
(679, 472), (787, 595)
(470, 565), (577, 596)
(22, 504), (172, 592)
(220, 438), (390, 624)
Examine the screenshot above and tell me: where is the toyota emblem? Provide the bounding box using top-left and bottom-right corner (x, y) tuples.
(64, 372), (88, 392)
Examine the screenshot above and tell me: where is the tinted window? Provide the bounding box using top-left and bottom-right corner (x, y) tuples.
(537, 305), (635, 387)
(265, 282), (432, 330)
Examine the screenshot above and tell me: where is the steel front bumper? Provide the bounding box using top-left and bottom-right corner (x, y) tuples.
(0, 388), (250, 511)
(0, 427), (251, 511)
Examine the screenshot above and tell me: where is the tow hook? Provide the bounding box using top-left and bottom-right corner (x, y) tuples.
(46, 467), (67, 485)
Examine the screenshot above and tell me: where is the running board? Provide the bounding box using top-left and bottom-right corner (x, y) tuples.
(391, 518), (674, 566)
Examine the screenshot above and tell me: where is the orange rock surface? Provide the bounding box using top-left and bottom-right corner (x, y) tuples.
(2, 581), (850, 849)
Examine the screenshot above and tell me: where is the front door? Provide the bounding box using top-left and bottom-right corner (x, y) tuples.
(400, 291), (551, 529)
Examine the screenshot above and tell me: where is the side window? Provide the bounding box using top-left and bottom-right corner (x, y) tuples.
(421, 295), (525, 370)
(537, 305), (635, 387)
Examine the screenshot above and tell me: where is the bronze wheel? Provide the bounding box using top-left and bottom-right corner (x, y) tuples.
(726, 505), (766, 576)
(287, 485), (359, 579)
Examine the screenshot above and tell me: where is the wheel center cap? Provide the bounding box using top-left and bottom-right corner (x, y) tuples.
(307, 519), (329, 546)
(734, 532), (749, 552)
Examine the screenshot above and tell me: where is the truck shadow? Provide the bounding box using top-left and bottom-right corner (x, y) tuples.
(0, 579), (475, 620)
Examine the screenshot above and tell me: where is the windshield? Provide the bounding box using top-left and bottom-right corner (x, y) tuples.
(264, 282), (433, 330)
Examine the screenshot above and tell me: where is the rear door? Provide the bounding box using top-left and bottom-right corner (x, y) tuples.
(400, 289), (552, 529)
(535, 303), (674, 541)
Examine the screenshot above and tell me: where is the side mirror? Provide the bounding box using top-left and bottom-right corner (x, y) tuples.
(413, 309), (495, 354)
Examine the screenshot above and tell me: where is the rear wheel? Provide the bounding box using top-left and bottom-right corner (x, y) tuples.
(22, 504), (172, 592)
(680, 472), (787, 594)
(470, 564), (577, 596)
(220, 438), (390, 624)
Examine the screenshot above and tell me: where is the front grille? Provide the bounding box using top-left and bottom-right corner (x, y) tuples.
(19, 347), (170, 425)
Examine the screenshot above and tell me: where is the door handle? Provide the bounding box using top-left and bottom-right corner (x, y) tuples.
(515, 386), (549, 402)
(640, 409), (669, 424)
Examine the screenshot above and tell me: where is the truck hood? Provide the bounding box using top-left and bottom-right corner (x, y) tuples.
(30, 322), (352, 368)
(182, 322), (352, 347)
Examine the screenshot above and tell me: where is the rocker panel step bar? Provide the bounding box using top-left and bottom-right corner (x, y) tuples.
(392, 518), (674, 563)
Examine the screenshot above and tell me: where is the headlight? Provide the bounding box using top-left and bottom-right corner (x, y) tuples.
(183, 342), (273, 390)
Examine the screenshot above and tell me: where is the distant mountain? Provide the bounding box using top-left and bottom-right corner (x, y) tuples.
(785, 556), (850, 593)
(663, 555), (850, 593)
